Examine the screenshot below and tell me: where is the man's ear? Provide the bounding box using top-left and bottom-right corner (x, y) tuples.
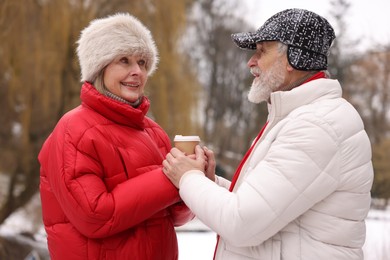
(286, 62), (294, 72)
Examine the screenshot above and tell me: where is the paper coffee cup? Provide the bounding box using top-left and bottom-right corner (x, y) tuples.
(174, 135), (201, 154)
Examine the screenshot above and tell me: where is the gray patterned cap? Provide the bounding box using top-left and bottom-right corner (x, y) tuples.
(231, 8), (336, 71)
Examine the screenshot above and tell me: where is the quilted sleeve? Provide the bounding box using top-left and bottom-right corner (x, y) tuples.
(44, 125), (181, 239)
(179, 117), (340, 247)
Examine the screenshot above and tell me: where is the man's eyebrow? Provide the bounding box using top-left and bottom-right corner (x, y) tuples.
(256, 44), (263, 52)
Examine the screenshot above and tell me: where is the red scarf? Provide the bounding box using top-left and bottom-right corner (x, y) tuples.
(229, 122), (268, 191)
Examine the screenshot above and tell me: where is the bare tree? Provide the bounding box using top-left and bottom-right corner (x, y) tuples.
(372, 138), (390, 200)
(328, 1), (390, 201)
(0, 0), (73, 224)
(344, 47), (390, 200)
(345, 49), (390, 144)
(0, 0), (197, 225)
(182, 0), (268, 176)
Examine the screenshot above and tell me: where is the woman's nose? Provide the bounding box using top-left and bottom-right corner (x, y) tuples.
(130, 64), (142, 75)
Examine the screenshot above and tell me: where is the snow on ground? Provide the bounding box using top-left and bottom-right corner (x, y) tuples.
(363, 209), (390, 260)
(176, 218), (217, 259)
(1, 205), (389, 260)
(177, 210), (390, 260)
(177, 230), (216, 260)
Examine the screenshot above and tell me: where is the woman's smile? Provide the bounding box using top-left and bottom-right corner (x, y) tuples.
(104, 55), (148, 103)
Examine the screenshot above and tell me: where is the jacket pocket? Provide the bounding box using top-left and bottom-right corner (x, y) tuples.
(100, 233), (127, 259)
(224, 237), (281, 260)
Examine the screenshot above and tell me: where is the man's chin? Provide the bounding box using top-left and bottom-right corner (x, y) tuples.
(248, 95), (267, 104)
(247, 88), (270, 104)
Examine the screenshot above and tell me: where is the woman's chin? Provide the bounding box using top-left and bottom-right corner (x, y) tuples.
(122, 92), (142, 103)
(125, 95), (143, 104)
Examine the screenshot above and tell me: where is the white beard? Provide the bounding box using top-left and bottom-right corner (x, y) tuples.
(248, 58), (286, 104)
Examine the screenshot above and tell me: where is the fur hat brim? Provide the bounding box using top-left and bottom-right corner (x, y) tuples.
(77, 13), (159, 83)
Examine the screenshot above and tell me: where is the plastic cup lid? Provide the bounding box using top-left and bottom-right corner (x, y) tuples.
(174, 135), (201, 142)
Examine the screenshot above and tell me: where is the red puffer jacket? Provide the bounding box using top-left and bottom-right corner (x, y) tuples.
(38, 82), (194, 260)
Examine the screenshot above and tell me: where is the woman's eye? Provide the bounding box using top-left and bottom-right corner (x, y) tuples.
(119, 57), (129, 63)
(138, 59), (146, 67)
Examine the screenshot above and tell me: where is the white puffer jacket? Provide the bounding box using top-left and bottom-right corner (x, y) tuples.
(179, 78), (373, 260)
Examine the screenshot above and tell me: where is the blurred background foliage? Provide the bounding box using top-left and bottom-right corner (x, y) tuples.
(0, 0), (389, 229)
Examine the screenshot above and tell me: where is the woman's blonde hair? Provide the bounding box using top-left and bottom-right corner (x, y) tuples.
(93, 69), (106, 94)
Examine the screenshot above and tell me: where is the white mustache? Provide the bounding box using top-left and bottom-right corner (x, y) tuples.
(250, 67), (261, 76)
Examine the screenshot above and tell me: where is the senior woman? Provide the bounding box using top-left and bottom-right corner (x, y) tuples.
(38, 13), (193, 260)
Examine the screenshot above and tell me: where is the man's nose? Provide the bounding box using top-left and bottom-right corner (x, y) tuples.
(247, 55), (257, 68)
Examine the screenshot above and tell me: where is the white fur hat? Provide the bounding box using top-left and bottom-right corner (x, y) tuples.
(76, 13), (159, 83)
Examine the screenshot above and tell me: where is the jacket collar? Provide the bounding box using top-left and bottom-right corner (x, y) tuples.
(80, 82), (150, 129)
(268, 78), (342, 121)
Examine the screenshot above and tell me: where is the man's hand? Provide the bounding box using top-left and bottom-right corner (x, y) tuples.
(203, 146), (216, 182)
(163, 145), (206, 188)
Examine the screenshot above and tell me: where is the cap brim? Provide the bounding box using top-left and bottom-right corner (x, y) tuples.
(231, 32), (258, 50)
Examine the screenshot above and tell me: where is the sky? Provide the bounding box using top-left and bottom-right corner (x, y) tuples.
(242, 0), (390, 51)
